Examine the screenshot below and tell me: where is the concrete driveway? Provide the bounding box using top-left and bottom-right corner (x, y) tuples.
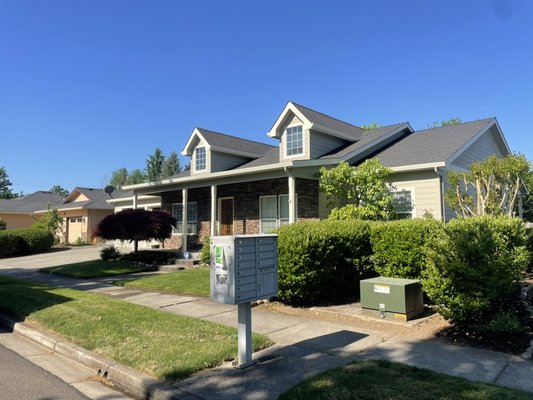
(0, 246), (103, 270)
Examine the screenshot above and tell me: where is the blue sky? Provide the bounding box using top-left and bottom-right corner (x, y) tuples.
(1, 0), (532, 194)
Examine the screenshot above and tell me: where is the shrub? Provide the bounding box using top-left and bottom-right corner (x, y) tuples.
(0, 228), (54, 258)
(525, 227), (533, 272)
(370, 219), (444, 279)
(200, 235), (211, 265)
(100, 246), (121, 261)
(0, 218), (6, 230)
(119, 250), (180, 265)
(0, 231), (24, 258)
(487, 311), (523, 336)
(423, 216), (528, 330)
(276, 220), (375, 306)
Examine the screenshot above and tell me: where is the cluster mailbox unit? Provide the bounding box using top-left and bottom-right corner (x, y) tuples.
(210, 234), (278, 368)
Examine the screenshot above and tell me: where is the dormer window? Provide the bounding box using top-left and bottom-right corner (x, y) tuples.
(286, 125), (303, 156)
(195, 147), (206, 171)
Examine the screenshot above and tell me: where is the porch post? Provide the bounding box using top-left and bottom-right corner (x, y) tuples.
(132, 191), (138, 209)
(211, 184), (217, 236)
(288, 170), (296, 224)
(182, 188), (188, 253)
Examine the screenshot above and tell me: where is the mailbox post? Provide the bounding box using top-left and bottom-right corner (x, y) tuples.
(210, 234), (278, 368)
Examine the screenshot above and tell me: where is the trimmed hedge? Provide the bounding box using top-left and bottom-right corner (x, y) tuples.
(370, 219), (444, 280)
(0, 228), (54, 258)
(0, 218), (6, 230)
(276, 220), (375, 306)
(423, 216), (528, 330)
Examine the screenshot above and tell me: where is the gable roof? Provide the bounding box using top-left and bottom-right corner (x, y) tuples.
(268, 101), (365, 141)
(291, 102), (364, 139)
(373, 118), (497, 168)
(182, 128), (276, 158)
(0, 192), (65, 214)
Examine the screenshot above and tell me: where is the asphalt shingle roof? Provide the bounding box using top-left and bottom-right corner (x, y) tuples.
(373, 118), (495, 167)
(291, 102), (364, 139)
(321, 123), (409, 159)
(0, 192), (65, 213)
(197, 128), (276, 157)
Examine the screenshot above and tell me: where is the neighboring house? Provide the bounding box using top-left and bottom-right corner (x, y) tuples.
(34, 187), (125, 244)
(0, 192), (65, 229)
(124, 101), (511, 251)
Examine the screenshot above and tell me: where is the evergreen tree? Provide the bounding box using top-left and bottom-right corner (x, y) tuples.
(146, 147), (165, 182)
(0, 167), (17, 199)
(109, 168), (130, 189)
(161, 151), (181, 179)
(49, 185), (69, 197)
(126, 169), (147, 185)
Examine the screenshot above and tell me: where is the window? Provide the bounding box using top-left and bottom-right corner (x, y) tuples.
(392, 189), (413, 219)
(172, 202), (198, 234)
(286, 125), (303, 156)
(195, 147), (206, 171)
(260, 196), (277, 234)
(259, 194), (297, 233)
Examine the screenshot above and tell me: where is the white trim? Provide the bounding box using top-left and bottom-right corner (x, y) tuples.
(389, 162), (446, 173)
(446, 119), (509, 166)
(267, 102), (312, 138)
(217, 197), (234, 235)
(284, 124), (305, 159)
(182, 128), (211, 156)
(392, 187), (416, 219)
(193, 146), (208, 173)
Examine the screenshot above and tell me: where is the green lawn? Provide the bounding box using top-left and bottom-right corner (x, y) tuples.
(118, 267), (210, 297)
(0, 276), (271, 382)
(279, 359), (533, 400)
(40, 260), (152, 278)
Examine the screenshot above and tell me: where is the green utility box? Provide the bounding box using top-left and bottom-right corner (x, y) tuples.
(360, 277), (424, 321)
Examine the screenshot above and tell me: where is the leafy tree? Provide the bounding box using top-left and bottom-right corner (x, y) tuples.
(49, 185), (69, 197)
(446, 154), (530, 218)
(360, 123), (382, 131)
(522, 170), (533, 221)
(161, 151), (181, 179)
(146, 147), (165, 182)
(33, 204), (64, 243)
(0, 167), (17, 199)
(319, 160), (395, 220)
(428, 117), (463, 129)
(109, 168), (130, 189)
(92, 209), (176, 254)
(126, 169), (147, 185)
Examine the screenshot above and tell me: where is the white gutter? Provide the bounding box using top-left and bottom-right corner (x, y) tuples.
(124, 161), (294, 191)
(390, 162), (446, 172)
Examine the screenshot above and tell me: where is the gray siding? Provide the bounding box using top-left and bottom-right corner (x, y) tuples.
(451, 127), (505, 170)
(310, 130), (348, 159)
(210, 151), (250, 173)
(388, 170), (442, 219)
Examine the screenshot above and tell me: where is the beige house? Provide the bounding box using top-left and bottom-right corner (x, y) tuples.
(124, 101), (512, 251)
(0, 192), (65, 229)
(33, 187), (123, 244)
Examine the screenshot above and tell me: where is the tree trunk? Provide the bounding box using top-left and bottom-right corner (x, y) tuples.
(134, 240), (139, 255)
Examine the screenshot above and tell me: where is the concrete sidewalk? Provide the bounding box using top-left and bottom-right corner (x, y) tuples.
(0, 265), (532, 399)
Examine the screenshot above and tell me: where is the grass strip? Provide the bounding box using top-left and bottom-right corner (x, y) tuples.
(279, 359), (533, 400)
(0, 275), (271, 382)
(40, 260), (151, 278)
(118, 267), (210, 297)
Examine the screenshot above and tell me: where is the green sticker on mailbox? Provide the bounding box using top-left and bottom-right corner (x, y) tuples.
(215, 245), (223, 266)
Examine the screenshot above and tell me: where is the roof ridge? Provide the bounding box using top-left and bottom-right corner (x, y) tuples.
(290, 101), (363, 130)
(364, 122), (410, 130)
(416, 117), (494, 134)
(197, 127), (276, 148)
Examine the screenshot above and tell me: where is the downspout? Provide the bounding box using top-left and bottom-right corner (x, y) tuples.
(435, 166), (446, 221)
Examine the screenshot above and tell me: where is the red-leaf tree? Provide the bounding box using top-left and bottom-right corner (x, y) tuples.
(92, 209), (176, 254)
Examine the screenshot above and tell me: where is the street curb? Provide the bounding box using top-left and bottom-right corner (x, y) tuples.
(0, 314), (199, 400)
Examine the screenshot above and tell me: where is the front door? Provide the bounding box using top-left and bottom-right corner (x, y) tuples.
(220, 198), (234, 235)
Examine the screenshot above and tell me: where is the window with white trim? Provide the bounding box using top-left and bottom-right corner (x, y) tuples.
(392, 189), (414, 219)
(286, 125), (303, 156)
(172, 202), (198, 234)
(259, 194), (297, 233)
(195, 147), (206, 171)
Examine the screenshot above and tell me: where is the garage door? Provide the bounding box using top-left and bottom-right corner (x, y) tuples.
(67, 217), (84, 244)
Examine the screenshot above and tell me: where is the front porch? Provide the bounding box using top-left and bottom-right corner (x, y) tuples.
(132, 175), (320, 251)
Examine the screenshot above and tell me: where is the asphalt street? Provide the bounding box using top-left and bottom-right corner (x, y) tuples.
(0, 332), (89, 400)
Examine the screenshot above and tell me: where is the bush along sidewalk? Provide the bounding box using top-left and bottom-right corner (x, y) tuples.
(0, 228), (54, 258)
